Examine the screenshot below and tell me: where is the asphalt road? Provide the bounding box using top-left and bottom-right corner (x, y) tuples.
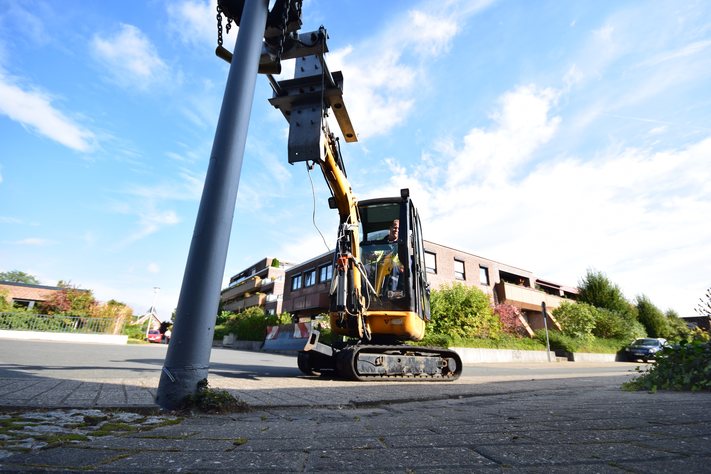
(0, 338), (639, 383)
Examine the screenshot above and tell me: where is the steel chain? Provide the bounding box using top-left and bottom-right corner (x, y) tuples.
(276, 0), (291, 64)
(216, 5), (223, 47)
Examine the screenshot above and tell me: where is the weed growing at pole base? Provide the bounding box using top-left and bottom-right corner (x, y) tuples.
(622, 341), (711, 392)
(183, 379), (248, 414)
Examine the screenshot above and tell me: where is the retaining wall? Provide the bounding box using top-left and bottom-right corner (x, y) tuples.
(0, 330), (128, 345)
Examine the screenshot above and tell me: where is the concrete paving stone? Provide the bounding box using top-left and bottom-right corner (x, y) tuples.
(2, 447), (132, 469)
(474, 442), (684, 468)
(632, 438), (711, 456)
(491, 462), (638, 473)
(640, 423), (711, 438)
(101, 448), (309, 472)
(513, 427), (670, 444)
(85, 436), (235, 452)
(616, 456), (711, 474)
(240, 435), (387, 452)
(304, 446), (497, 472)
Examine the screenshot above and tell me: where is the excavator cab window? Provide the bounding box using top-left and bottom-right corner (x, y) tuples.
(358, 201), (410, 312)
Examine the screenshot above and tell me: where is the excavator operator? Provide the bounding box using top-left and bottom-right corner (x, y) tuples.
(362, 219), (404, 298)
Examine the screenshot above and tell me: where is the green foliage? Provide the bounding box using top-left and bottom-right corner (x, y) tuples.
(216, 310), (234, 325)
(271, 258), (280, 268)
(219, 306), (290, 341)
(593, 308), (647, 341)
(429, 283), (500, 339)
(635, 294), (670, 338)
(534, 330), (627, 354)
(622, 341), (711, 392)
(535, 329), (581, 353)
(552, 301), (596, 343)
(0, 288), (11, 311)
(691, 327), (710, 342)
(576, 268), (629, 314)
(123, 323), (147, 341)
(665, 309), (692, 343)
(0, 270), (40, 285)
(184, 379), (247, 413)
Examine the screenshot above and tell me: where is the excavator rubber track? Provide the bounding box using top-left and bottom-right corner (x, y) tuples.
(333, 345), (463, 382)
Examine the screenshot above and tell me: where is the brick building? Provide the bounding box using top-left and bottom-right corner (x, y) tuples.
(279, 241), (577, 331)
(0, 281), (76, 310)
(220, 257), (296, 315)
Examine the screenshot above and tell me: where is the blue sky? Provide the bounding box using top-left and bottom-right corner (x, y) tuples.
(1, 0), (709, 321)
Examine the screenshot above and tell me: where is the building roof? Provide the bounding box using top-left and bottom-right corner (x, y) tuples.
(0, 281), (77, 302)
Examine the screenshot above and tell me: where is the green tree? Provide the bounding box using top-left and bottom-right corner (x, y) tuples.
(429, 283), (500, 339)
(665, 309), (692, 343)
(0, 270), (40, 285)
(552, 301), (597, 343)
(271, 258), (280, 268)
(635, 295), (670, 338)
(577, 268), (629, 314)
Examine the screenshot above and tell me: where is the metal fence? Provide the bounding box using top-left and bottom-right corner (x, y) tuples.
(0, 312), (126, 335)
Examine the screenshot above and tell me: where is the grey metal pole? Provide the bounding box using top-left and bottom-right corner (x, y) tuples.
(542, 302), (552, 362)
(156, 0), (270, 411)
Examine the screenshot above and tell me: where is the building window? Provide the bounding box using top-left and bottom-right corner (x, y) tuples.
(425, 251), (437, 274)
(454, 259), (465, 280)
(291, 274), (302, 291)
(266, 308), (275, 315)
(304, 269), (316, 287)
(319, 264), (333, 282)
(479, 265), (490, 286)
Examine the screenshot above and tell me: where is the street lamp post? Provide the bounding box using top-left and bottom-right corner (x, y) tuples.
(146, 287), (160, 339)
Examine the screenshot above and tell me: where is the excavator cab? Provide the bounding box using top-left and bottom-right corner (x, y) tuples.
(357, 193), (431, 324)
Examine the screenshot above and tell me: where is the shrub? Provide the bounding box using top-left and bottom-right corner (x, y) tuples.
(123, 323), (147, 341)
(535, 329), (581, 353)
(665, 309), (692, 343)
(37, 286), (99, 318)
(577, 268), (629, 314)
(551, 301), (596, 343)
(635, 295), (670, 338)
(429, 283), (500, 339)
(592, 308), (625, 339)
(216, 310), (234, 325)
(623, 341), (711, 392)
(492, 303), (527, 338)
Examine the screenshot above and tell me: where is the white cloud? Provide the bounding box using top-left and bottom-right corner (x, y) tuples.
(0, 71), (95, 152)
(166, 0), (221, 49)
(91, 24), (170, 90)
(443, 85), (561, 187)
(4, 238), (56, 246)
(324, 1), (494, 141)
(389, 84), (711, 315)
(120, 210), (181, 247)
(0, 217), (22, 223)
(636, 40), (711, 68)
(147, 263), (161, 273)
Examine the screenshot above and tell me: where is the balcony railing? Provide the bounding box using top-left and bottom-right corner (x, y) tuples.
(496, 282), (569, 312)
(222, 277), (262, 301)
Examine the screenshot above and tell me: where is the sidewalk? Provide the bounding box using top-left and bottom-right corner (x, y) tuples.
(2, 371), (710, 472)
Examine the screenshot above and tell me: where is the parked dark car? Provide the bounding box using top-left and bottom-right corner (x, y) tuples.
(625, 338), (668, 362)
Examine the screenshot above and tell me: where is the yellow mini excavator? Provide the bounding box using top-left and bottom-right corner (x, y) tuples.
(218, 0), (462, 381)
